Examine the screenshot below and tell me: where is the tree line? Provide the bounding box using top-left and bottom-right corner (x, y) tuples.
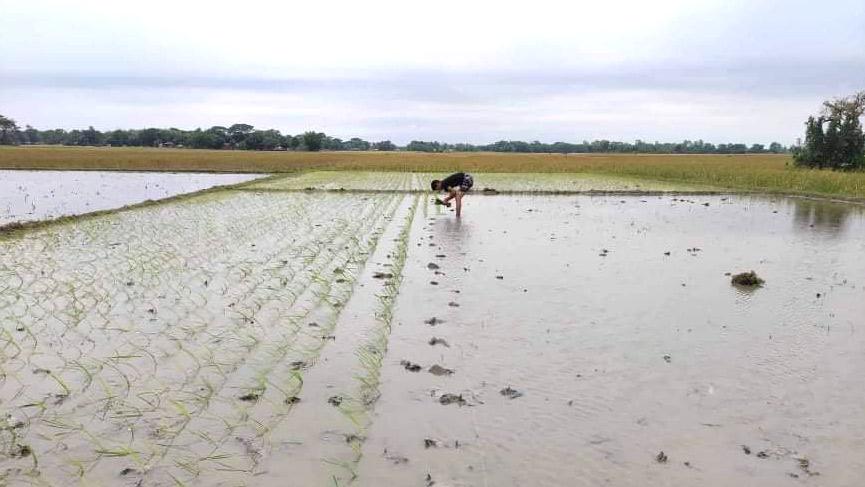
(0, 120), (397, 152)
(405, 139), (788, 154)
(5, 102), (863, 166)
(0, 116), (791, 155)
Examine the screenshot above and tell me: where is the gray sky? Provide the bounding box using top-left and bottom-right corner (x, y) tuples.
(1, 0), (863, 144)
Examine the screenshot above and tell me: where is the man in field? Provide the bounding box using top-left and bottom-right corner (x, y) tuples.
(430, 172), (474, 218)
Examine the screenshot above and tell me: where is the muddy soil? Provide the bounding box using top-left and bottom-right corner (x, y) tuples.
(357, 194), (865, 487)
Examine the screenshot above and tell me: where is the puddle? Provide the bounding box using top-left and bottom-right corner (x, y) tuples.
(0, 170), (261, 225)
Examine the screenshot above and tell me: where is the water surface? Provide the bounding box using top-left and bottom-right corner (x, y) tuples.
(0, 170), (261, 225)
(358, 194), (865, 487)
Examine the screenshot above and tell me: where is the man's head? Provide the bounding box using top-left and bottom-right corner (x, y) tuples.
(430, 179), (442, 191)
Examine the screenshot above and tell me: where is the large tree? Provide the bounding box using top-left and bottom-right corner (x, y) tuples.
(795, 91), (865, 170)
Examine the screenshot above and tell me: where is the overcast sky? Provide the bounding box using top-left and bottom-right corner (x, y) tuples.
(1, 0), (863, 144)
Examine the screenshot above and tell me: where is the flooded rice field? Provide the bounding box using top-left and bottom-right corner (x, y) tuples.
(0, 170), (261, 225)
(0, 174), (863, 486)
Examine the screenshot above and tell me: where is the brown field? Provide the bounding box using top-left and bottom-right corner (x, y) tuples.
(2, 146), (865, 200)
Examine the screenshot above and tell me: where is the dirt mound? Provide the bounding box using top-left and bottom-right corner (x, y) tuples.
(731, 270), (764, 287)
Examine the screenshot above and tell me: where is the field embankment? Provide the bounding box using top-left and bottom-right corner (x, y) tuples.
(2, 146), (865, 200)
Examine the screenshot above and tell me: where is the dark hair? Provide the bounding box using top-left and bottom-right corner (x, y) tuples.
(430, 180), (441, 191)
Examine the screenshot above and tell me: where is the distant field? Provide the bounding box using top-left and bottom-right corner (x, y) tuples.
(2, 146), (865, 200)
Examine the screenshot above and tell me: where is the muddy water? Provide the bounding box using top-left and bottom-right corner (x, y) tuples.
(0, 170), (260, 225)
(358, 194), (865, 486)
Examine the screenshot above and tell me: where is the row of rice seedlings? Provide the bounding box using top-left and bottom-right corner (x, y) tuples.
(126, 194), (402, 484)
(247, 171), (416, 192)
(167, 196), (403, 483)
(0, 193), (362, 482)
(3, 193), (362, 480)
(328, 194), (420, 483)
(0, 194), (372, 480)
(96, 196), (375, 480)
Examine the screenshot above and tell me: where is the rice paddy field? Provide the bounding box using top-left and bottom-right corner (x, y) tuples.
(1, 169), (864, 486)
(3, 146), (865, 200)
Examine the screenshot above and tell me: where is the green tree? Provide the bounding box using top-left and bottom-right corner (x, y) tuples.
(81, 126), (103, 146)
(796, 91), (865, 170)
(139, 128), (162, 147)
(228, 124), (254, 147)
(302, 131), (325, 151)
(106, 129), (130, 146)
(0, 114), (20, 145)
(748, 144), (765, 153)
(373, 140), (396, 151)
(22, 125), (40, 144)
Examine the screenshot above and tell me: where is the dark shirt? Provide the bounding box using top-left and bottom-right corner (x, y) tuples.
(440, 172), (466, 191)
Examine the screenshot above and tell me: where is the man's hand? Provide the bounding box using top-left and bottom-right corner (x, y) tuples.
(434, 198), (451, 207)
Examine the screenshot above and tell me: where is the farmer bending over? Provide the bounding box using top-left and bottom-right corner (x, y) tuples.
(431, 172), (473, 217)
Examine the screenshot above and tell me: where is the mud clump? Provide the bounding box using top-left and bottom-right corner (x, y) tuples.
(9, 443), (32, 458)
(448, 301), (460, 307)
(400, 360), (422, 372)
(731, 271), (764, 287)
(328, 395), (343, 407)
(425, 317), (444, 326)
(427, 262), (440, 270)
(424, 438), (439, 448)
(742, 445), (751, 455)
(345, 433), (364, 445)
(429, 337), (450, 347)
(439, 393), (467, 406)
(373, 271), (394, 279)
(662, 354), (672, 363)
(289, 360), (308, 370)
(656, 451), (668, 463)
(428, 365), (454, 376)
(384, 450), (409, 464)
(797, 457), (820, 477)
(284, 396), (301, 405)
(500, 386), (523, 399)
(238, 391), (262, 402)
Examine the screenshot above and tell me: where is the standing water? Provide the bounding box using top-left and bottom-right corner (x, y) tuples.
(0, 170), (262, 225)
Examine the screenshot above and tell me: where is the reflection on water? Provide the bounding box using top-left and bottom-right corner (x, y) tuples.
(433, 212), (472, 271)
(789, 197), (860, 236)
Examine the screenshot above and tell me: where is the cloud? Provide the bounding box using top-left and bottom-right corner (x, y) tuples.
(1, 0), (862, 143)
